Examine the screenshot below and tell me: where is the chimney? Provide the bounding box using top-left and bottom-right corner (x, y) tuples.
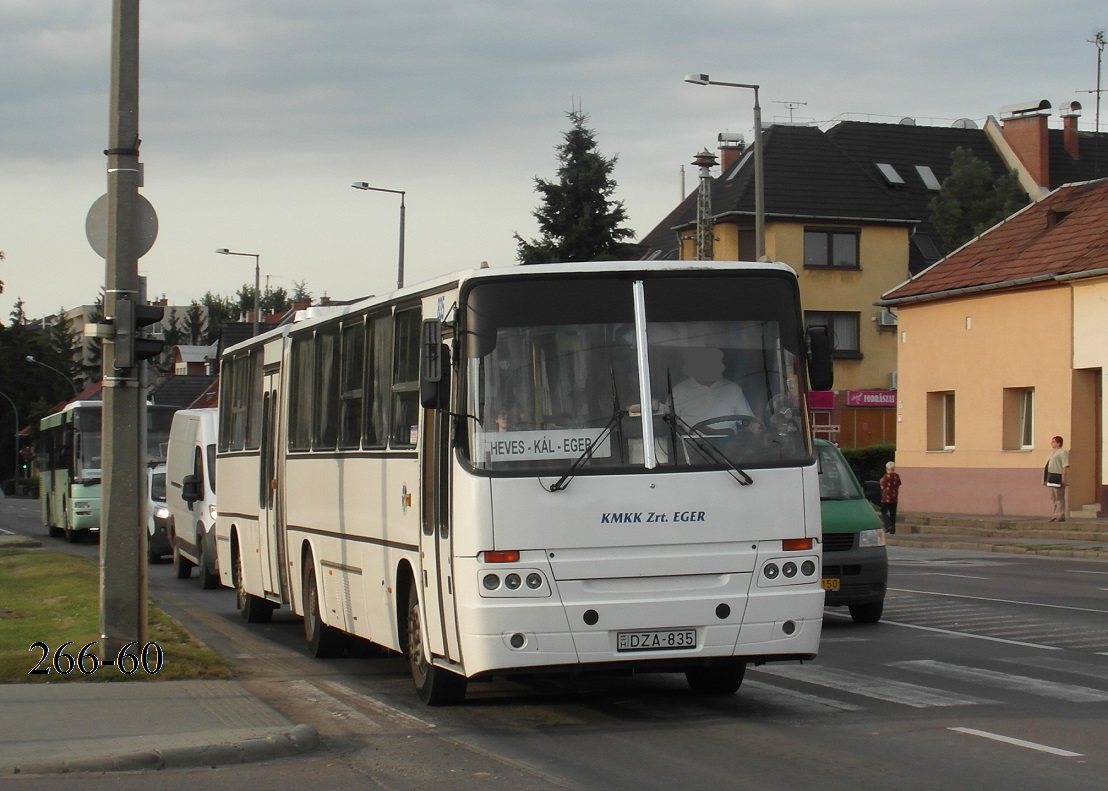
(717, 132), (745, 172)
(1061, 101), (1082, 160)
(999, 99), (1051, 190)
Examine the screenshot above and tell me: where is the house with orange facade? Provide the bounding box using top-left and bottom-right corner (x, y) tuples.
(878, 178), (1108, 518)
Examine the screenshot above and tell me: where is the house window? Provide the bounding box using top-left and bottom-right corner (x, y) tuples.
(804, 229), (860, 269)
(805, 311), (861, 358)
(1003, 388), (1034, 450)
(927, 391), (956, 450)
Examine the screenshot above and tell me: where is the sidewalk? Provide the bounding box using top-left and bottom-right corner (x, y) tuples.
(888, 512), (1108, 559)
(0, 528), (320, 776)
(0, 680), (318, 775)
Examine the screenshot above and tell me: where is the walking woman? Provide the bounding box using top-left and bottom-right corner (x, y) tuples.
(879, 461), (902, 534)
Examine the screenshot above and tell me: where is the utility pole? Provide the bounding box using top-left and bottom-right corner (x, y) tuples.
(101, 0), (147, 661)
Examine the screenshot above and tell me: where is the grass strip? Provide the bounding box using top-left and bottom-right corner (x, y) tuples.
(0, 549), (233, 683)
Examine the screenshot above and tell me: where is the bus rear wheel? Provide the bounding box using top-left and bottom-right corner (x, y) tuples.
(303, 562), (344, 658)
(235, 547), (274, 624)
(685, 661), (746, 695)
(405, 585), (467, 706)
(173, 545), (193, 579)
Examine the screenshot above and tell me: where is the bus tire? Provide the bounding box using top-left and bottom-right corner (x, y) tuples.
(303, 563), (344, 658)
(235, 546), (274, 624)
(197, 533), (220, 590)
(849, 601), (883, 624)
(685, 661), (746, 695)
(173, 545), (194, 579)
(406, 585), (467, 706)
(48, 526), (64, 539)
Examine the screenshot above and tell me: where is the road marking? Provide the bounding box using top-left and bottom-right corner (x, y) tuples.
(315, 679), (438, 730)
(915, 572), (989, 580)
(1001, 655), (1108, 682)
(891, 660), (1108, 702)
(742, 679), (864, 712)
(1066, 569), (1108, 575)
(753, 665), (996, 708)
(880, 618), (1062, 650)
(890, 587), (1108, 615)
(948, 727), (1083, 757)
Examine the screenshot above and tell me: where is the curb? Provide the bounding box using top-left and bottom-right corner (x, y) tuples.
(11, 724), (320, 776)
(0, 533), (41, 549)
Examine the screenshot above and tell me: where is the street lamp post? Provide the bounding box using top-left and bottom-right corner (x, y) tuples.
(215, 249), (261, 336)
(351, 182), (406, 290)
(26, 355), (80, 400)
(0, 390), (19, 484)
(684, 74), (765, 261)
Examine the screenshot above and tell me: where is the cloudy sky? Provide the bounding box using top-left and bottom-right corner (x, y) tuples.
(1, 0), (1104, 320)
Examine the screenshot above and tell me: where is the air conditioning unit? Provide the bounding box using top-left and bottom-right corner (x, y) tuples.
(877, 308), (898, 327)
(889, 371), (898, 390)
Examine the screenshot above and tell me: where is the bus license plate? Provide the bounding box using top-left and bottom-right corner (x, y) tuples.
(821, 578), (841, 591)
(617, 628), (697, 652)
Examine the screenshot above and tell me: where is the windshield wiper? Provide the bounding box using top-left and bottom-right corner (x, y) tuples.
(543, 370), (625, 493)
(662, 373), (753, 486)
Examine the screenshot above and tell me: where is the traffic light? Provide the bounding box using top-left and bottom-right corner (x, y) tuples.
(114, 296), (165, 370)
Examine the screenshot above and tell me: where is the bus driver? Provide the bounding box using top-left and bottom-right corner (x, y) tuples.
(671, 346), (754, 429)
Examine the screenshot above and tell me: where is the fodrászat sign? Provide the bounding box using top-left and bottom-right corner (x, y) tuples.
(478, 429), (611, 462)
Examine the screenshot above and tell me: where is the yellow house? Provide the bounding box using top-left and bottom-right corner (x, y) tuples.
(879, 178), (1108, 517)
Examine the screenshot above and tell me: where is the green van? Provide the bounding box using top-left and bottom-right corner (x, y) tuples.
(815, 439), (888, 623)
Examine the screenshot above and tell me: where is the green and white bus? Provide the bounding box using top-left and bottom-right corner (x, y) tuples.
(38, 400), (177, 543)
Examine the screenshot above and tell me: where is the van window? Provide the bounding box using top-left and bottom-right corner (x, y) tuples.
(816, 444), (864, 501)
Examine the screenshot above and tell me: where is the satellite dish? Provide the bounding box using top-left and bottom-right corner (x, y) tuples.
(951, 118), (979, 129)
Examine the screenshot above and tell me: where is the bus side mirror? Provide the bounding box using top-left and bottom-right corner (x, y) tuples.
(806, 326), (834, 392)
(181, 474), (200, 507)
(420, 319), (451, 409)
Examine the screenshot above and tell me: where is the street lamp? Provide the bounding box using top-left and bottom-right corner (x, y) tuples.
(0, 389), (19, 484)
(215, 248), (261, 336)
(351, 182), (406, 290)
(25, 355), (80, 400)
(684, 73), (765, 261)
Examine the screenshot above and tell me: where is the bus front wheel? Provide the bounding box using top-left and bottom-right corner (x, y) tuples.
(405, 585), (467, 706)
(685, 661), (746, 695)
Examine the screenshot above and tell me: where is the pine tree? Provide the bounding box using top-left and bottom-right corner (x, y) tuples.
(930, 147), (1028, 252)
(515, 110), (635, 264)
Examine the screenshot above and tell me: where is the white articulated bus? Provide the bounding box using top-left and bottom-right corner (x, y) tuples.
(216, 261), (833, 704)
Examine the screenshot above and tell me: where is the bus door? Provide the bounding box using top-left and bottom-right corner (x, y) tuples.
(259, 371), (289, 601)
(419, 353), (462, 665)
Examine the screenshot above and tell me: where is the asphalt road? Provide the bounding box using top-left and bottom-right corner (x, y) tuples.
(3, 498), (1107, 790)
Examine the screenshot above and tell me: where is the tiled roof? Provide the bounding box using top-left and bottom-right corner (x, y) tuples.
(880, 178), (1108, 304)
(638, 124), (916, 259)
(148, 374), (218, 408)
(826, 121), (1013, 273)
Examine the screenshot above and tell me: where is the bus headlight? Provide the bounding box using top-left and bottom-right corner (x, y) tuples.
(154, 505), (170, 520)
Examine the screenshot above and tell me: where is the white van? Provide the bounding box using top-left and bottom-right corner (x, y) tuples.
(166, 408), (220, 588)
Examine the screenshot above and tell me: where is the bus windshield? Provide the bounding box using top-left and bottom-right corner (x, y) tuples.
(73, 407), (102, 480)
(463, 273), (811, 474)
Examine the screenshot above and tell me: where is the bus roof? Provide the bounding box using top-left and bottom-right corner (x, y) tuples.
(221, 259), (801, 358)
